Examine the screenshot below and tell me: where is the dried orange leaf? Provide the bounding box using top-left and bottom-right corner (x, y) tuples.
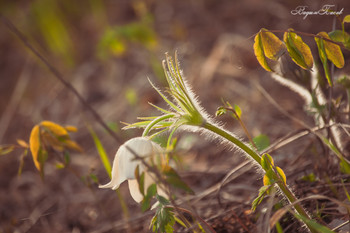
(318, 32), (344, 68)
(284, 30), (313, 70)
(42, 133), (64, 152)
(64, 140), (83, 152)
(40, 121), (68, 136)
(17, 139), (29, 148)
(254, 32), (273, 72)
(65, 125), (78, 132)
(29, 125), (41, 171)
(260, 29), (286, 60)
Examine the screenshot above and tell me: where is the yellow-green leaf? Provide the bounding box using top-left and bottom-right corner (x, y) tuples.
(284, 30), (313, 70)
(276, 167), (286, 185)
(343, 15), (350, 23)
(0, 145), (15, 155)
(315, 35), (332, 86)
(260, 29), (286, 60)
(40, 121), (68, 136)
(261, 153), (274, 170)
(318, 32), (344, 68)
(29, 125), (41, 171)
(254, 32), (272, 72)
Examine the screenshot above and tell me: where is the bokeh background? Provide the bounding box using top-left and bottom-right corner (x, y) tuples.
(1, 0), (350, 232)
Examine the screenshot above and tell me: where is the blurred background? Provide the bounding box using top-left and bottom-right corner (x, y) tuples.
(1, 0), (350, 232)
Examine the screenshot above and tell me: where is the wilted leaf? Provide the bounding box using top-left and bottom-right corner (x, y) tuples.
(260, 29), (286, 60)
(343, 14), (350, 23)
(284, 30), (313, 70)
(29, 125), (41, 171)
(40, 121), (68, 136)
(318, 32), (344, 68)
(253, 134), (270, 152)
(254, 32), (273, 72)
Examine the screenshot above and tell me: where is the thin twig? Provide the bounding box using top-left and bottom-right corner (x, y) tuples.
(0, 14), (123, 145)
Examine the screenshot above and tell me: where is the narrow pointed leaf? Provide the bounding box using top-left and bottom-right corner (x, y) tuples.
(318, 32), (344, 68)
(284, 30), (313, 70)
(88, 127), (111, 177)
(254, 32), (273, 72)
(251, 185), (269, 211)
(260, 29), (286, 60)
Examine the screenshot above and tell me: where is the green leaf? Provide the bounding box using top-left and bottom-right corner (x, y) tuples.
(251, 185), (270, 211)
(284, 30), (313, 70)
(254, 32), (273, 72)
(293, 213), (335, 233)
(315, 35), (332, 86)
(340, 157), (350, 174)
(215, 106), (227, 117)
(301, 173), (316, 182)
(253, 134), (270, 152)
(142, 184), (157, 212)
(343, 14), (350, 23)
(260, 29), (286, 60)
(318, 32), (345, 68)
(88, 126), (111, 177)
(163, 165), (194, 194)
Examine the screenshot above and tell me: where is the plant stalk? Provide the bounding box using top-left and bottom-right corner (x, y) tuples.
(203, 121), (318, 233)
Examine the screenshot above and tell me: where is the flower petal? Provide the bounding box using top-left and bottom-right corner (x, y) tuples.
(99, 137), (159, 190)
(128, 179), (144, 203)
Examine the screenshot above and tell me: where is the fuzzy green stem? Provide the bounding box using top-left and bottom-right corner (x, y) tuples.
(203, 121), (318, 233)
(204, 122), (261, 164)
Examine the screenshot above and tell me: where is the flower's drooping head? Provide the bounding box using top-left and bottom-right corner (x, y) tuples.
(99, 137), (164, 202)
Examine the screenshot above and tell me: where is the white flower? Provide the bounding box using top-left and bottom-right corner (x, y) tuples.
(99, 137), (166, 202)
